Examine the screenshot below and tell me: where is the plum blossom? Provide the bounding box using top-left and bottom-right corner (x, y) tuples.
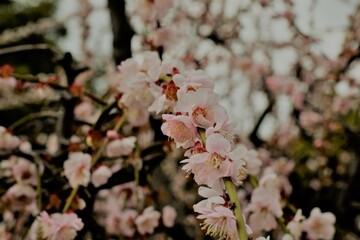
(193, 186), (225, 212)
(161, 114), (199, 149)
(173, 70), (214, 96)
(175, 88), (226, 128)
(106, 210), (137, 237)
(287, 209), (305, 240)
(64, 152), (92, 188)
(135, 206), (161, 235)
(0, 126), (20, 150)
(162, 205), (177, 228)
(106, 136), (137, 158)
(91, 165), (112, 187)
(12, 157), (37, 186)
(38, 211), (84, 240)
(246, 187), (283, 232)
(228, 145), (262, 186)
(120, 210), (138, 237)
(197, 205), (238, 240)
(302, 208), (336, 240)
(74, 101), (100, 124)
(181, 133), (233, 186)
(4, 183), (36, 211)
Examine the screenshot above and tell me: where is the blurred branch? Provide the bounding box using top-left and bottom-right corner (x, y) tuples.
(0, 18), (60, 45)
(0, 43), (61, 57)
(9, 110), (59, 133)
(108, 0), (134, 64)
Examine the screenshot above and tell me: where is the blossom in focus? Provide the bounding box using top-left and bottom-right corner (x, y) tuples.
(175, 88), (225, 128)
(64, 152), (92, 188)
(135, 206), (161, 235)
(197, 205), (238, 240)
(162, 205), (177, 228)
(38, 211), (84, 240)
(302, 208), (336, 240)
(181, 133), (233, 186)
(161, 114), (198, 149)
(106, 210), (137, 237)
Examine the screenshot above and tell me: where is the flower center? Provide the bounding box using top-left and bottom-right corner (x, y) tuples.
(209, 153), (224, 169)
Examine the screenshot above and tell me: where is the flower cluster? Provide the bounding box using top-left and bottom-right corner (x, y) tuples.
(94, 182), (177, 238)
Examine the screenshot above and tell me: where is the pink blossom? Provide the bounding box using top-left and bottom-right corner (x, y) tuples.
(135, 206), (161, 235)
(121, 209), (138, 237)
(173, 70), (214, 96)
(117, 58), (139, 82)
(91, 165), (112, 187)
(229, 145), (262, 186)
(12, 157), (37, 186)
(105, 213), (122, 235)
(106, 130), (119, 139)
(106, 136), (137, 158)
(4, 183), (36, 211)
(287, 209), (305, 240)
(0, 126), (20, 150)
(194, 186), (225, 211)
(74, 101), (99, 124)
(38, 211), (84, 240)
(161, 114), (198, 149)
(181, 133), (233, 186)
(302, 208), (336, 240)
(175, 88), (226, 128)
(64, 152), (92, 188)
(197, 206), (238, 240)
(106, 210), (137, 237)
(162, 205), (177, 228)
(247, 187), (283, 232)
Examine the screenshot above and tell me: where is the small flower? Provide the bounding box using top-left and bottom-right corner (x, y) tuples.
(0, 126), (20, 150)
(175, 88), (224, 128)
(287, 209), (305, 240)
(135, 206), (161, 235)
(64, 152), (92, 188)
(181, 133), (233, 186)
(162, 205), (177, 228)
(247, 187), (283, 232)
(12, 158), (37, 186)
(4, 183), (36, 211)
(197, 206), (238, 240)
(106, 136), (137, 158)
(302, 208), (336, 240)
(161, 114), (198, 149)
(38, 211), (84, 240)
(91, 165), (112, 187)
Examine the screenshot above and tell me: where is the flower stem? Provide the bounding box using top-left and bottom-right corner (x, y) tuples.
(91, 113), (127, 167)
(9, 111), (58, 132)
(63, 185), (79, 212)
(224, 178), (248, 240)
